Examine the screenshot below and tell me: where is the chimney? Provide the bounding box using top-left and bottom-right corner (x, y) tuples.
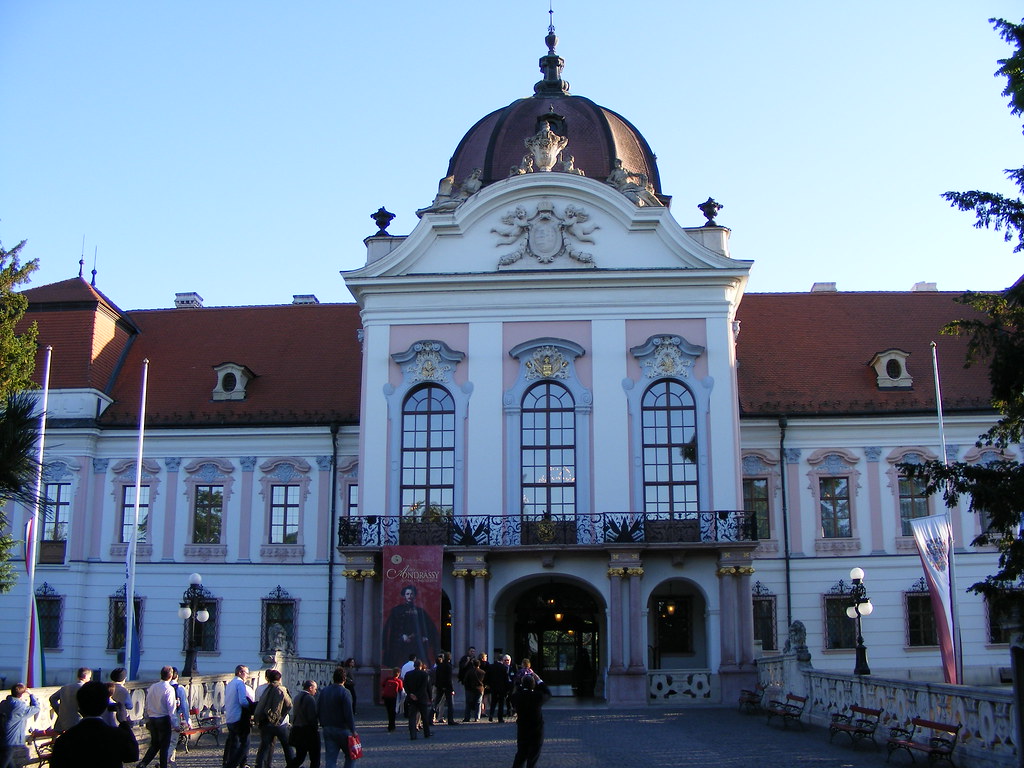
(292, 294), (320, 305)
(911, 281), (938, 292)
(811, 282), (837, 293)
(174, 292), (204, 308)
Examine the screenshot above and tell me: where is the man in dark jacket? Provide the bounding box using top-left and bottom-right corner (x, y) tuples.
(510, 675), (551, 768)
(289, 679), (320, 768)
(319, 668), (357, 768)
(460, 659), (485, 722)
(50, 681), (138, 768)
(403, 660), (432, 740)
(431, 653), (458, 726)
(484, 655), (514, 722)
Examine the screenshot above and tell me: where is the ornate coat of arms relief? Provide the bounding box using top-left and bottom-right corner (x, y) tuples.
(630, 334), (705, 380)
(524, 345), (570, 380)
(491, 200), (598, 266)
(391, 340), (464, 385)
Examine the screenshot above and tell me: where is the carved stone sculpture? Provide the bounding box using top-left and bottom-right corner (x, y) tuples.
(605, 157), (663, 207)
(416, 168), (484, 217)
(561, 155), (584, 175)
(524, 121), (568, 172)
(492, 200), (598, 266)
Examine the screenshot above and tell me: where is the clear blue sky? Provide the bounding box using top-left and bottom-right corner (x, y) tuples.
(2, 1), (1023, 309)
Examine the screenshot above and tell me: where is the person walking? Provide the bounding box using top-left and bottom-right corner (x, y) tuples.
(50, 681), (139, 768)
(102, 668), (133, 728)
(509, 675), (551, 768)
(253, 669), (294, 768)
(48, 667), (91, 734)
(403, 659), (432, 740)
(137, 666), (176, 768)
(342, 659), (358, 715)
(288, 679), (320, 768)
(380, 668), (403, 733)
(223, 664), (255, 768)
(165, 667), (191, 766)
(485, 654), (514, 722)
(318, 668), (357, 768)
(460, 658), (485, 722)
(0, 684), (40, 768)
(431, 653), (457, 726)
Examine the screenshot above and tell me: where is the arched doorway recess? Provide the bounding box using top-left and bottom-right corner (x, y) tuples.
(509, 581), (601, 697)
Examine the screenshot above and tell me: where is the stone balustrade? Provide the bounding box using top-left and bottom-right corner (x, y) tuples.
(19, 653), (342, 738)
(757, 654), (1016, 768)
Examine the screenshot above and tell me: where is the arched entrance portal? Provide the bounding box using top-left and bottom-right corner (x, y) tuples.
(511, 583), (600, 697)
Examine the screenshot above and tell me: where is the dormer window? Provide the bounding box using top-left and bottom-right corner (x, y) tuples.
(869, 349), (912, 390)
(213, 362), (254, 401)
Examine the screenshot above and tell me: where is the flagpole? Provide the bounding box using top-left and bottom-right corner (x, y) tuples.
(125, 359), (149, 681)
(23, 346), (52, 685)
(932, 341), (963, 684)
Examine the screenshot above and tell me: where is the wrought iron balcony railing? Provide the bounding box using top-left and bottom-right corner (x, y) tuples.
(337, 511), (756, 548)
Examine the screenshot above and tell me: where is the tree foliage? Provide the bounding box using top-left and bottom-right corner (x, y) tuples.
(904, 19), (1024, 598)
(0, 238), (40, 592)
(943, 19), (1024, 253)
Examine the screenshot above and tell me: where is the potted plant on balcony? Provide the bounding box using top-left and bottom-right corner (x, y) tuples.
(399, 503), (453, 545)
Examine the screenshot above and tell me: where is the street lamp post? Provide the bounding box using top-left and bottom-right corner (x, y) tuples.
(178, 573), (210, 677)
(846, 567), (874, 675)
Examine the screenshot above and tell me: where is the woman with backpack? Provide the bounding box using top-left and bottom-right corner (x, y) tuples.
(380, 667), (403, 732)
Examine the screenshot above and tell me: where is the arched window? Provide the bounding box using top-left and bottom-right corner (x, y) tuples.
(400, 384), (456, 515)
(641, 379), (697, 516)
(521, 381), (576, 519)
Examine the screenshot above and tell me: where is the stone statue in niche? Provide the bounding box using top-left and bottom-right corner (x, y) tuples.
(492, 200), (598, 266)
(605, 157), (663, 207)
(416, 168), (484, 217)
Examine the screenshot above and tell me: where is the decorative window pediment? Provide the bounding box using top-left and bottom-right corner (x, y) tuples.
(213, 362), (255, 401)
(869, 349), (912, 390)
(630, 335), (705, 380)
(391, 340), (464, 385)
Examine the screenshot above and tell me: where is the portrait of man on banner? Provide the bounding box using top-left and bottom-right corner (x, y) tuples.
(382, 546), (442, 668)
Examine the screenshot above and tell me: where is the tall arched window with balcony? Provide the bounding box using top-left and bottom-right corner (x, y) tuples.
(521, 381), (576, 519)
(641, 379), (698, 517)
(400, 384), (456, 516)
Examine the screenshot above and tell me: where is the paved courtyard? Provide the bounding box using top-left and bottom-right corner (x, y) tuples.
(169, 702), (905, 768)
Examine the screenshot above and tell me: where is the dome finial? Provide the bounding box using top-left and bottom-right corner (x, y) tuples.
(535, 2), (569, 96)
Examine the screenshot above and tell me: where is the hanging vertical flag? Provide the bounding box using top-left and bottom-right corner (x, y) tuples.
(23, 519), (45, 687)
(910, 513), (957, 684)
(24, 345), (52, 687)
(125, 359), (149, 680)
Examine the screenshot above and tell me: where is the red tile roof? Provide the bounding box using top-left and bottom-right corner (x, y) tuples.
(21, 280), (994, 427)
(96, 303), (364, 427)
(735, 291), (993, 416)
(19, 278), (137, 391)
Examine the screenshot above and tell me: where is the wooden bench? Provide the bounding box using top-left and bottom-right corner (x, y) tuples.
(829, 705), (883, 749)
(886, 717), (961, 767)
(765, 692), (807, 729)
(24, 729), (56, 766)
(738, 681), (766, 713)
(175, 709), (223, 753)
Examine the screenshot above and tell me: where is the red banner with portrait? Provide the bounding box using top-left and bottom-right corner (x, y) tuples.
(381, 546), (443, 669)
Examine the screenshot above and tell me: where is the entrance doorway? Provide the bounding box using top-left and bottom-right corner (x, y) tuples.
(512, 583), (600, 697)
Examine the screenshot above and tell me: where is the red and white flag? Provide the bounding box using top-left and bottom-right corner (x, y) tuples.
(909, 513), (957, 684)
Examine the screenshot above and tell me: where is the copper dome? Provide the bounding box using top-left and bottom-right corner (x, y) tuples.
(442, 28), (664, 201)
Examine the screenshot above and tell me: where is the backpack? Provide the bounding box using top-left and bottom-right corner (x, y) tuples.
(257, 685), (285, 727)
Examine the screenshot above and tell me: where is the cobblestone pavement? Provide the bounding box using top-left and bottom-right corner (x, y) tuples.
(168, 702), (902, 768)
